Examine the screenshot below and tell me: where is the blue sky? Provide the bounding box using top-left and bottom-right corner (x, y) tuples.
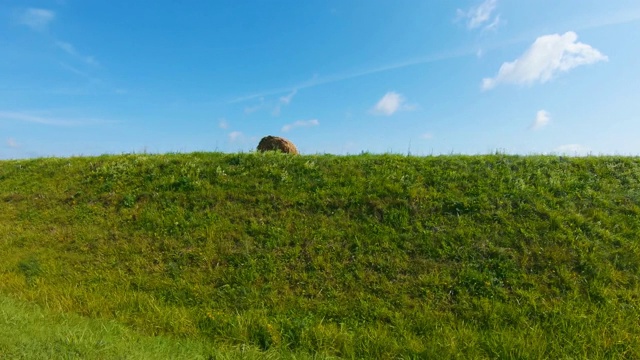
(1, 0), (640, 159)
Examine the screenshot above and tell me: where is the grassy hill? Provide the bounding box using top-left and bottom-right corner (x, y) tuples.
(1, 152), (639, 359)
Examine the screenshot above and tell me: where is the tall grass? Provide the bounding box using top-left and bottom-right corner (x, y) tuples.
(1, 152), (639, 358)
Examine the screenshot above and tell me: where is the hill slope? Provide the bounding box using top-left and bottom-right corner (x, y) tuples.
(1, 153), (639, 358)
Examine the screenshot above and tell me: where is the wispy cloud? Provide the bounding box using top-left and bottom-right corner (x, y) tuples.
(554, 144), (591, 156)
(272, 90), (298, 116)
(59, 62), (90, 77)
(243, 89), (298, 116)
(0, 111), (116, 127)
(281, 119), (319, 132)
(55, 41), (100, 67)
(457, 0), (500, 30)
(567, 8), (640, 33)
(228, 12), (634, 105)
(531, 110), (551, 130)
(228, 131), (243, 142)
(18, 9), (103, 81)
(6, 138), (19, 148)
(219, 118), (229, 129)
(244, 101), (265, 115)
(231, 47), (476, 104)
(58, 62), (103, 84)
(279, 89), (297, 105)
(483, 15), (502, 32)
(18, 8), (55, 31)
(482, 31), (608, 90)
(371, 92), (415, 116)
(420, 133), (434, 140)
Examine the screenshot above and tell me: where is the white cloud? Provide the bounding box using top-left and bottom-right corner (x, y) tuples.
(228, 131), (243, 142)
(554, 144), (591, 156)
(281, 119), (319, 132)
(6, 138), (18, 148)
(219, 118), (229, 129)
(531, 110), (551, 130)
(420, 133), (434, 140)
(19, 8), (55, 31)
(457, 0), (499, 30)
(371, 92), (409, 116)
(482, 31), (608, 90)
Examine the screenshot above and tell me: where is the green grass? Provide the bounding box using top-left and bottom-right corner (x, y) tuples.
(1, 152), (640, 358)
(0, 293), (314, 359)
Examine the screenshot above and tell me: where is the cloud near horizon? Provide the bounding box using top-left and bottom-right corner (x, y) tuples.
(371, 92), (412, 116)
(554, 144), (591, 156)
(282, 119), (319, 132)
(531, 110), (551, 130)
(6, 138), (19, 148)
(483, 31), (608, 90)
(0, 111), (114, 127)
(228, 131), (243, 142)
(18, 8), (55, 31)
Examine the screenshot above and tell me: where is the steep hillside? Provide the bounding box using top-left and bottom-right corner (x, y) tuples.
(1, 153), (639, 358)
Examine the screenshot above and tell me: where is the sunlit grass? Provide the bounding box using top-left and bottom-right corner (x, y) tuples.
(1, 152), (639, 358)
(0, 294), (304, 359)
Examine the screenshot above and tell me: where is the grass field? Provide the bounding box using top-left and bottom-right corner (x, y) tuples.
(0, 293), (314, 359)
(1, 152), (639, 358)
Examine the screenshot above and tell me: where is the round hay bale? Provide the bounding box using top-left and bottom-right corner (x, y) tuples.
(256, 136), (299, 154)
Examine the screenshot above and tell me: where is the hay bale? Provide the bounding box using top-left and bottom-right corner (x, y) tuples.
(256, 136), (299, 154)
